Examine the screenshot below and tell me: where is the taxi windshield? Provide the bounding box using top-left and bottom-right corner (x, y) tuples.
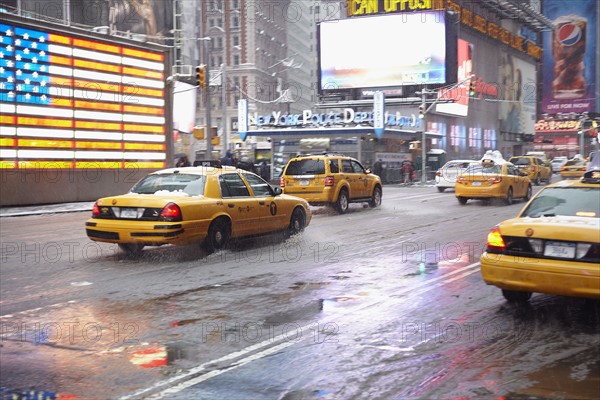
(130, 174), (206, 196)
(521, 187), (600, 218)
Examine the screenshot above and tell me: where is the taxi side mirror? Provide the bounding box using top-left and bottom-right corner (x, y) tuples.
(365, 168), (372, 174)
(272, 186), (283, 196)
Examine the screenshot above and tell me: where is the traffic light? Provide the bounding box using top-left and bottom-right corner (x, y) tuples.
(468, 80), (477, 97)
(196, 65), (206, 88)
(418, 104), (425, 119)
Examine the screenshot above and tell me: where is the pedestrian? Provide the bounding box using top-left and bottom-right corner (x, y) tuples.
(402, 160), (413, 184)
(176, 156), (190, 167)
(373, 159), (383, 176)
(221, 150), (234, 166)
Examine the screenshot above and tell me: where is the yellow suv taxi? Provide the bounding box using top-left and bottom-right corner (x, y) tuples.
(280, 154), (383, 214)
(508, 156), (552, 185)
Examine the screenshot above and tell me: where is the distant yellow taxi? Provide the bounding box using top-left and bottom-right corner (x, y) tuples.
(480, 160), (600, 302)
(86, 164), (311, 255)
(455, 159), (532, 205)
(560, 158), (586, 179)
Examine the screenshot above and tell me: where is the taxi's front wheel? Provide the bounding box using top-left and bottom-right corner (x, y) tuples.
(504, 187), (514, 205)
(118, 243), (145, 256)
(204, 218), (230, 253)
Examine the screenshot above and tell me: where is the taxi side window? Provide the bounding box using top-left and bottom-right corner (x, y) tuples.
(342, 159), (354, 173)
(243, 173), (272, 196)
(351, 160), (365, 173)
(219, 174), (250, 197)
(329, 159), (340, 173)
(506, 165), (516, 176)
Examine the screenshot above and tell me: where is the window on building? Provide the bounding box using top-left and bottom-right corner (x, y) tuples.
(233, 77), (240, 102)
(232, 0), (239, 10)
(217, 56), (223, 66)
(233, 54), (240, 65)
(216, 37), (223, 49)
(232, 15), (239, 28)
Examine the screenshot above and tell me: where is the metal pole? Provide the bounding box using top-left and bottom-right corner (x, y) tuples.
(221, 63), (227, 156)
(204, 40), (212, 159)
(421, 90), (427, 183)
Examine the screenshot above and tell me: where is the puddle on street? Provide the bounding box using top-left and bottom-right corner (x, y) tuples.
(505, 353), (600, 399)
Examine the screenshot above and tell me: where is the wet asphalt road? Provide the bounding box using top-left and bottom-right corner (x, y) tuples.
(1, 181), (599, 400)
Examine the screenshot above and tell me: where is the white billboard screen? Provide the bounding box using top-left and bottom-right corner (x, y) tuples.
(319, 11), (448, 90)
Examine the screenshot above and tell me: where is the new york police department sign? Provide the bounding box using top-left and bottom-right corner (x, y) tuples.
(247, 108), (421, 130)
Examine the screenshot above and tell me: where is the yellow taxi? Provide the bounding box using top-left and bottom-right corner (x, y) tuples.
(560, 158), (586, 179)
(455, 158), (532, 205)
(480, 157), (600, 302)
(86, 164), (311, 255)
(280, 154), (383, 214)
(508, 156), (552, 185)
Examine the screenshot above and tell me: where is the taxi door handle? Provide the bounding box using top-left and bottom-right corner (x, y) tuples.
(259, 201), (265, 205)
(228, 204), (235, 208)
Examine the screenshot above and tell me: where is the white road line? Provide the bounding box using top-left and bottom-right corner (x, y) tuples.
(120, 262), (481, 399)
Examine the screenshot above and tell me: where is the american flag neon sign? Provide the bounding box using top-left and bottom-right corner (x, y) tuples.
(0, 23), (167, 169)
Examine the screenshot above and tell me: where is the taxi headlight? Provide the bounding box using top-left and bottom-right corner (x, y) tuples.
(576, 243), (592, 259)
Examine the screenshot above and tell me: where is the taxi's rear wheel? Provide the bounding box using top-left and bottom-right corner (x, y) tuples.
(505, 187), (514, 205)
(369, 186), (382, 208)
(502, 289), (532, 303)
(524, 185), (532, 201)
(204, 218), (230, 253)
(533, 176), (540, 186)
(457, 196), (468, 205)
(118, 243), (144, 256)
(437, 187), (446, 193)
(288, 207), (306, 235)
(335, 189), (349, 214)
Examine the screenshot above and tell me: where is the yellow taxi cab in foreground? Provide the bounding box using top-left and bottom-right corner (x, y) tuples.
(560, 158), (586, 179)
(480, 158), (600, 302)
(280, 154), (382, 214)
(455, 158), (532, 205)
(86, 164), (311, 255)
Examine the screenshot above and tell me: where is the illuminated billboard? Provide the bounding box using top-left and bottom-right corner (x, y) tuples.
(0, 22), (167, 169)
(318, 11), (456, 91)
(541, 0), (596, 113)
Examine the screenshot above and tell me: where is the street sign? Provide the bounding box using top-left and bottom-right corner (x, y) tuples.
(373, 91), (385, 139)
(238, 99), (248, 141)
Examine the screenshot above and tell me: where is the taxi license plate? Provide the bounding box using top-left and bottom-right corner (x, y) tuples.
(299, 179), (310, 186)
(471, 181), (482, 186)
(544, 241), (576, 258)
(120, 208), (139, 219)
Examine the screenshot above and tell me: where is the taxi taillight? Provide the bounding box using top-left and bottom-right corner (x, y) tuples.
(160, 203), (182, 222)
(92, 201), (101, 217)
(531, 166), (536, 172)
(486, 227), (506, 252)
(456, 176), (467, 184)
(280, 177), (285, 188)
(435, 171), (442, 177)
(324, 176), (335, 186)
(488, 177), (502, 184)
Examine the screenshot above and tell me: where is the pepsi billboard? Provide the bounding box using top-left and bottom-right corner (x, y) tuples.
(541, 0), (596, 114)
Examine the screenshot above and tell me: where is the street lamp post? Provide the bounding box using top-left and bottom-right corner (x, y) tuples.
(198, 37), (212, 159)
(221, 63), (228, 156)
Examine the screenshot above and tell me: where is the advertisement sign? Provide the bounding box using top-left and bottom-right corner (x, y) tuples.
(173, 81), (197, 134)
(542, 0), (596, 113)
(499, 52), (536, 135)
(436, 39), (472, 117)
(0, 22), (167, 170)
(318, 11), (448, 90)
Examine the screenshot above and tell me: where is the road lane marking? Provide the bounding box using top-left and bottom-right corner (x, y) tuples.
(120, 262), (481, 399)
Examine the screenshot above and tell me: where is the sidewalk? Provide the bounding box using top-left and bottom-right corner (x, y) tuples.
(0, 201), (94, 217)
